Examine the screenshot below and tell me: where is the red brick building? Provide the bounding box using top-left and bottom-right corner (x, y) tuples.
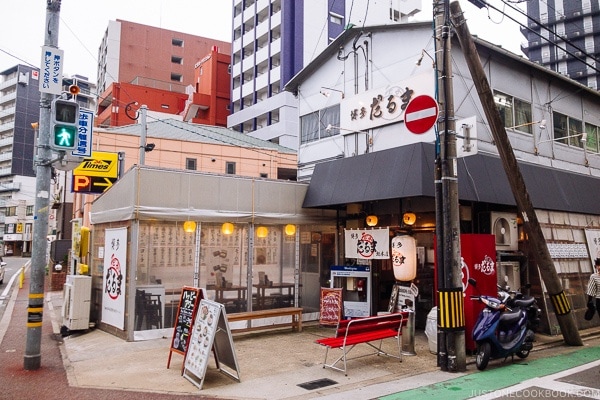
(96, 20), (231, 127)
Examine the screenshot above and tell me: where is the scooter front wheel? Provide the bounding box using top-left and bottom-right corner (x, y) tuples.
(476, 342), (491, 370)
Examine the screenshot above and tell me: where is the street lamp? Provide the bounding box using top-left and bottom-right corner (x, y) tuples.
(416, 49), (435, 67)
(320, 87), (345, 99)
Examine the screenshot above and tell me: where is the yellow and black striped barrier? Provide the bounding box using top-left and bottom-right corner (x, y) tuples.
(26, 293), (44, 328)
(550, 290), (571, 315)
(438, 288), (465, 331)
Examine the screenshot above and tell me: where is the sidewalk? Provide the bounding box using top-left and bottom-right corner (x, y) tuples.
(1, 275), (597, 400)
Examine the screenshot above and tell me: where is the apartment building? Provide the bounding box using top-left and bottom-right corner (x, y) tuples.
(96, 20), (231, 127)
(0, 65), (95, 255)
(522, 0), (600, 89)
(227, 0), (421, 150)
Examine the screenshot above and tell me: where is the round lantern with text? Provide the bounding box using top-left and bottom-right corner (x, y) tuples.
(391, 235), (417, 281)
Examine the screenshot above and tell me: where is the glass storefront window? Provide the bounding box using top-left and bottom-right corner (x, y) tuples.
(135, 221), (197, 331)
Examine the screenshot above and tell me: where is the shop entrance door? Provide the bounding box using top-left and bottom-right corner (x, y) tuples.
(300, 233), (335, 314)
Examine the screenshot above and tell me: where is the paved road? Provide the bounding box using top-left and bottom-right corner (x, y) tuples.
(380, 344), (600, 399)
(0, 257), (28, 321)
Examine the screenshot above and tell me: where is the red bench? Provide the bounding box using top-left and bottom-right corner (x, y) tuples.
(315, 312), (408, 375)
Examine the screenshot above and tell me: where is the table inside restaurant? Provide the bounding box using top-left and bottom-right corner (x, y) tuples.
(209, 284), (248, 312)
(253, 282), (295, 309)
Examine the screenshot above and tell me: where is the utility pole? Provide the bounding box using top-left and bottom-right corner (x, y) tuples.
(24, 0), (61, 370)
(434, 0), (466, 372)
(139, 105), (148, 165)
(449, 1), (582, 346)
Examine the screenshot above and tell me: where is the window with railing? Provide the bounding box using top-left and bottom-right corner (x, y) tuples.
(494, 91), (533, 134)
(300, 105), (340, 144)
(553, 112), (585, 148)
(585, 122), (599, 153)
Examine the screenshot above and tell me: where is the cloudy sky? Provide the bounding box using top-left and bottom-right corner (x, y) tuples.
(0, 0), (526, 83)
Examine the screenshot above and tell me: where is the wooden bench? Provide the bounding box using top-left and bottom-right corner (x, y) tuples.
(315, 312), (408, 375)
(227, 307), (303, 333)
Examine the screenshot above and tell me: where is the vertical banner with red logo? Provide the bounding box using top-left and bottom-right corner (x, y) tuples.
(461, 234), (497, 352)
(102, 227), (127, 329)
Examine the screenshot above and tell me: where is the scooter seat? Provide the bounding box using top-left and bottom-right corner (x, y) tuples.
(499, 309), (522, 327)
(512, 297), (535, 308)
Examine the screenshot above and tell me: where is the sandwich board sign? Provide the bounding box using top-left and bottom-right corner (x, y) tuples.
(182, 299), (240, 389)
(167, 286), (204, 370)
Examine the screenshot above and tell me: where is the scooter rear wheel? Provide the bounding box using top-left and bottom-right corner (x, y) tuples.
(516, 348), (530, 359)
(476, 342), (491, 370)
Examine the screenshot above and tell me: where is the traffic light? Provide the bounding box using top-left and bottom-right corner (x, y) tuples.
(50, 99), (79, 151)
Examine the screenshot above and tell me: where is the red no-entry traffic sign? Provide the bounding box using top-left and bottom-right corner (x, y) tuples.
(404, 95), (439, 134)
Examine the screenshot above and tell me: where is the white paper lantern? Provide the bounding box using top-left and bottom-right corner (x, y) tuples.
(391, 235), (417, 281)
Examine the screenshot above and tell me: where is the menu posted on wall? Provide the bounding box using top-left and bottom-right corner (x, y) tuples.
(319, 287), (343, 326)
(167, 286), (204, 369)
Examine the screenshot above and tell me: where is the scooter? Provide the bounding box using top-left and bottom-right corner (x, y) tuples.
(498, 282), (541, 332)
(469, 278), (539, 370)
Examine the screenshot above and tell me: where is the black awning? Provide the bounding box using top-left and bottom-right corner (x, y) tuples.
(304, 142), (600, 215)
(302, 142), (435, 208)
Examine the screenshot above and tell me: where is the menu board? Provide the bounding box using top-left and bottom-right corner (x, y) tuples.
(183, 299), (240, 390)
(319, 287), (343, 326)
(167, 287), (203, 369)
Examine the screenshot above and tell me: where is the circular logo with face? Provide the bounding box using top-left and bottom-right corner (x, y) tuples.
(357, 232), (377, 258)
(105, 254), (123, 300)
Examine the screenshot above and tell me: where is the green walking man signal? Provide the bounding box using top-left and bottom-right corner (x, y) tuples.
(50, 99), (79, 151)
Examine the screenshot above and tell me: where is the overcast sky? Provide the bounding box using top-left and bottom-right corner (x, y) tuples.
(0, 0), (525, 83)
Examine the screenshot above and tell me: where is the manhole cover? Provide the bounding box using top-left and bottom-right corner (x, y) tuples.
(297, 378), (338, 390)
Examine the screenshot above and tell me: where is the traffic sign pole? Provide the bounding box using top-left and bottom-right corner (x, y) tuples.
(25, 0), (61, 371)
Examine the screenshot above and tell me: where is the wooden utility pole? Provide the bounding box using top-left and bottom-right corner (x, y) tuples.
(449, 1), (582, 346)
(435, 0), (466, 372)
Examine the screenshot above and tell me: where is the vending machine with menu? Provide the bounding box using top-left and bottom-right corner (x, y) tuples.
(330, 265), (372, 318)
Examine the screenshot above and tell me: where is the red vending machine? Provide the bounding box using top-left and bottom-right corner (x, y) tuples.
(435, 234), (496, 352)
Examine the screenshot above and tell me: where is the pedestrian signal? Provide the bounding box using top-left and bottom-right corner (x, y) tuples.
(51, 99), (79, 151)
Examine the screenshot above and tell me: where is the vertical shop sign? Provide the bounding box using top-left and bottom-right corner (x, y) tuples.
(102, 227), (127, 329)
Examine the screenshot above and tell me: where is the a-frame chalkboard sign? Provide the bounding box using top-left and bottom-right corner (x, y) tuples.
(167, 286), (204, 370)
(182, 299), (241, 390)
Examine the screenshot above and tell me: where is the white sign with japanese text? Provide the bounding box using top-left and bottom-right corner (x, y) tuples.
(102, 227), (127, 329)
(39, 46), (64, 95)
(584, 229), (600, 267)
(344, 228), (390, 259)
(340, 73), (434, 132)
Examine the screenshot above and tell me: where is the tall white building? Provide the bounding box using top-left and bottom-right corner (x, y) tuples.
(228, 0), (421, 150)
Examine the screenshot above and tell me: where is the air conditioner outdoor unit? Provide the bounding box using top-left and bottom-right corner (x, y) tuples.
(490, 212), (518, 251)
(498, 261), (521, 291)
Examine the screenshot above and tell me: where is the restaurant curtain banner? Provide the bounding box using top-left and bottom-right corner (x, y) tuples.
(102, 227), (127, 329)
(344, 228), (390, 259)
